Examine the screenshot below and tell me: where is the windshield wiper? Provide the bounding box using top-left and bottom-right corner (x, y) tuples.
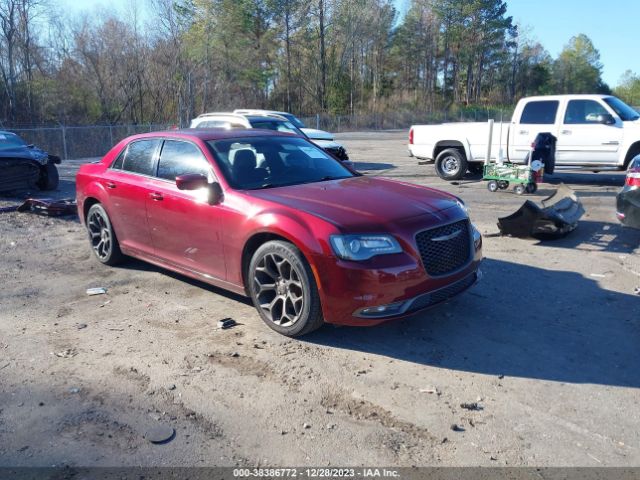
(319, 175), (350, 182)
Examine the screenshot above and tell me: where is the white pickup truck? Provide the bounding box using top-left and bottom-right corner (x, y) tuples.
(408, 94), (640, 180)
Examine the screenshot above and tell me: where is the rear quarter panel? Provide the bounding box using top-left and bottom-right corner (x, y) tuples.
(76, 140), (127, 225)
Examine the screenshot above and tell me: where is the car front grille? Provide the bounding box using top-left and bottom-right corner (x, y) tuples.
(415, 219), (472, 276)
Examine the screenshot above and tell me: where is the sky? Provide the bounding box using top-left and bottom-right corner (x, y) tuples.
(59, 0), (638, 87)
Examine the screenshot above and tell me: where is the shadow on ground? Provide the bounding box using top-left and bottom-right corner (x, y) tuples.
(545, 171), (625, 187)
(114, 258), (252, 307)
(304, 257), (640, 388)
(533, 220), (640, 254)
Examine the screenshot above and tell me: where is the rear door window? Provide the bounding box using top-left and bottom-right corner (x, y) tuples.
(520, 101), (559, 124)
(157, 140), (211, 181)
(118, 139), (160, 176)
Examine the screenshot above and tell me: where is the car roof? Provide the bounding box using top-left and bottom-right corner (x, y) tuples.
(523, 94), (614, 101)
(124, 128), (301, 143)
(245, 115), (286, 122)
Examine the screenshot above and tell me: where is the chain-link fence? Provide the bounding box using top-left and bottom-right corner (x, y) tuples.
(6, 124), (173, 160)
(4, 109), (512, 160)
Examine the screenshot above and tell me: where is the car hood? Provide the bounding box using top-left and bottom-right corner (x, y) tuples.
(0, 145), (49, 165)
(301, 128), (334, 141)
(247, 176), (462, 229)
(310, 139), (344, 150)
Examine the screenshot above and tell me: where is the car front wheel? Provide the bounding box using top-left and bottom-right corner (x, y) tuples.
(249, 240), (324, 337)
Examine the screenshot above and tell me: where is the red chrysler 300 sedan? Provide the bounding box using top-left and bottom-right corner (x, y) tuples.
(76, 129), (482, 337)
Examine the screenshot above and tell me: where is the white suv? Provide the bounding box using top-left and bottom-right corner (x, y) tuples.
(190, 112), (349, 161)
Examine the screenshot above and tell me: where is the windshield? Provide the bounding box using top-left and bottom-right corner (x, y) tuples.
(207, 136), (355, 190)
(0, 132), (27, 150)
(281, 114), (306, 129)
(603, 97), (640, 121)
(248, 118), (304, 136)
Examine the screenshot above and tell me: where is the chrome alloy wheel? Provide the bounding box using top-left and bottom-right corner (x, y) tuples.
(253, 252), (305, 327)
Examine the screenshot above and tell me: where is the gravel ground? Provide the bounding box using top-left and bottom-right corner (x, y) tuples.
(0, 131), (638, 467)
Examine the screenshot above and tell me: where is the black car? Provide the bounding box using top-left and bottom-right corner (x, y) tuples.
(617, 156), (640, 229)
(0, 131), (61, 193)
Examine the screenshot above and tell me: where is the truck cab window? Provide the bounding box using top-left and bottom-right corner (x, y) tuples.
(520, 101), (559, 125)
(564, 100), (609, 124)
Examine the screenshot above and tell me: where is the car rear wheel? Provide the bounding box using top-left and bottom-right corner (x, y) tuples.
(249, 240), (324, 337)
(435, 148), (468, 181)
(37, 162), (59, 191)
(86, 204), (124, 265)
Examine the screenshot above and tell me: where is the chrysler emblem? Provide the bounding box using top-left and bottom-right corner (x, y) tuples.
(431, 229), (462, 242)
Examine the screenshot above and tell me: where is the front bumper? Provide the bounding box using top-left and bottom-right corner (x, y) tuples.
(353, 269), (481, 319)
(311, 223), (482, 326)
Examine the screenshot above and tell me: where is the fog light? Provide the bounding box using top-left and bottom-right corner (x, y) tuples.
(357, 301), (405, 318)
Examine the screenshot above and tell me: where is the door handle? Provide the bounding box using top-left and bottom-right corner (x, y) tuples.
(561, 130), (572, 135)
(519, 130), (529, 135)
(149, 192), (163, 201)
(105, 181), (116, 189)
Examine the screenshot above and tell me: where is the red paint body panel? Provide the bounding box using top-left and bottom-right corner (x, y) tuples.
(76, 130), (482, 326)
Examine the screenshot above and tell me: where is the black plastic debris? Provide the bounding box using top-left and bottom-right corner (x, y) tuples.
(217, 318), (237, 330)
(498, 184), (584, 239)
(460, 402), (483, 411)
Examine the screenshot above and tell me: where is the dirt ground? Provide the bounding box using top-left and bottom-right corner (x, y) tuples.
(0, 131), (639, 468)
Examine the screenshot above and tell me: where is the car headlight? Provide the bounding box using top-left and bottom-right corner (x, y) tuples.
(330, 234), (402, 261)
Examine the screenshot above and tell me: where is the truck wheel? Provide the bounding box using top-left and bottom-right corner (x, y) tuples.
(487, 181), (498, 192)
(37, 163), (59, 191)
(526, 183), (538, 194)
(435, 148), (467, 181)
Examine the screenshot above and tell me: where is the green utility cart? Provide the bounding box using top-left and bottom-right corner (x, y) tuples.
(483, 162), (538, 195)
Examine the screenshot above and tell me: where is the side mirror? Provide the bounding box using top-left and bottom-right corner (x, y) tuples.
(597, 113), (616, 125)
(208, 182), (223, 205)
(176, 173), (208, 190)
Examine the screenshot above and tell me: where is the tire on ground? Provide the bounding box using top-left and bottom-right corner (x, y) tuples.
(434, 148), (468, 181)
(248, 240), (324, 337)
(37, 162), (59, 191)
(86, 203), (125, 266)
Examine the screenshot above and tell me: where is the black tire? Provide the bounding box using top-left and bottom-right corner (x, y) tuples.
(526, 183), (538, 194)
(497, 180), (509, 190)
(248, 240), (324, 337)
(37, 162), (59, 191)
(435, 148), (468, 181)
(86, 204), (124, 266)
(487, 180), (498, 192)
(514, 184), (525, 195)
